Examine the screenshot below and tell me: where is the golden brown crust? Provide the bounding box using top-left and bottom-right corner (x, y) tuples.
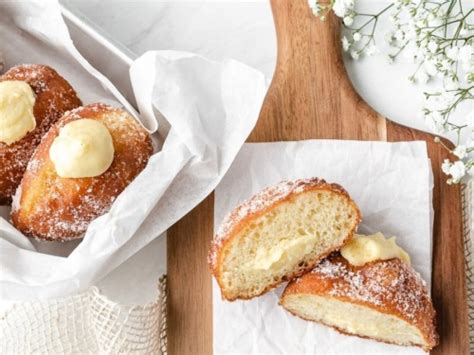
(0, 64), (82, 205)
(209, 178), (362, 301)
(281, 254), (439, 351)
(11, 103), (153, 241)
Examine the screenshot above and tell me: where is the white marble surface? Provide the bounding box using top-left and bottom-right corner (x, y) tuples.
(63, 0), (277, 78)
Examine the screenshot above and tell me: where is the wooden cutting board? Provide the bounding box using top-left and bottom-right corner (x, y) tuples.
(167, 1), (469, 354)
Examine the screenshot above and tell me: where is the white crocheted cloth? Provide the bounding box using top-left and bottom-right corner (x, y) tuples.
(0, 278), (167, 354)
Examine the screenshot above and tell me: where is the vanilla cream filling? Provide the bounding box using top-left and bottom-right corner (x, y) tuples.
(49, 118), (114, 178)
(0, 81), (36, 145)
(251, 234), (315, 271)
(341, 232), (410, 266)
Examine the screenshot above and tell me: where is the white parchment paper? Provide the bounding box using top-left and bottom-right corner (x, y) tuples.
(0, 1), (266, 300)
(214, 140), (433, 355)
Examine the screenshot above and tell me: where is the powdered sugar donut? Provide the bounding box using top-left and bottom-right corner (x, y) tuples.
(0, 64), (81, 204)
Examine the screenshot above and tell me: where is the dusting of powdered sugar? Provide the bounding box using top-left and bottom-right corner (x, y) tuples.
(208, 178), (349, 268)
(11, 103), (153, 241)
(0, 64), (81, 204)
(311, 255), (430, 320)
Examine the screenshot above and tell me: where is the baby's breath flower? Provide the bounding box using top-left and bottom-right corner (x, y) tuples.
(453, 145), (468, 159)
(307, 0), (322, 16)
(343, 15), (354, 26)
(350, 50), (360, 60)
(341, 36), (351, 51)
(385, 32), (395, 44)
(465, 72), (474, 83)
(424, 60), (437, 76)
(394, 30), (404, 41)
(440, 60), (452, 73)
(446, 47), (459, 61)
(365, 44), (378, 56)
(424, 110), (446, 134)
(333, 0), (354, 18)
(414, 70), (430, 84)
(442, 159), (451, 175)
(449, 160), (466, 183)
(427, 41), (438, 53)
(416, 19), (426, 28)
(352, 32), (361, 42)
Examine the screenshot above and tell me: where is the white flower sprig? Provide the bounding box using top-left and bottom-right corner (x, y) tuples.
(308, 0), (474, 184)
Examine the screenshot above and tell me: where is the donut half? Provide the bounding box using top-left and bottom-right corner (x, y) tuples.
(209, 178), (361, 301)
(280, 254), (438, 351)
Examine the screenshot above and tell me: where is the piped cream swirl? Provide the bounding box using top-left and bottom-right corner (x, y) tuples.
(49, 118), (114, 178)
(0, 80), (36, 145)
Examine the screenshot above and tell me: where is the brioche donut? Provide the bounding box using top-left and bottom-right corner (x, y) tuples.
(280, 253), (438, 351)
(0, 64), (81, 205)
(11, 103), (153, 241)
(209, 178), (361, 301)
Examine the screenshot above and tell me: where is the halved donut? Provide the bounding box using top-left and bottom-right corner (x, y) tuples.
(209, 178), (361, 300)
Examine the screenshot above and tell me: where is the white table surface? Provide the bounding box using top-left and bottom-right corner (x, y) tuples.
(55, 0), (472, 305)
